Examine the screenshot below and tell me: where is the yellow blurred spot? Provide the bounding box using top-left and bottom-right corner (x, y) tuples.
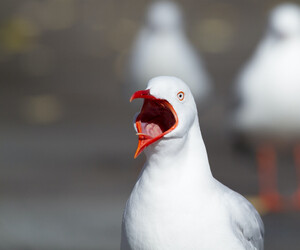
(192, 3), (239, 54)
(246, 195), (270, 216)
(20, 95), (63, 124)
(0, 18), (38, 54)
(194, 18), (236, 53)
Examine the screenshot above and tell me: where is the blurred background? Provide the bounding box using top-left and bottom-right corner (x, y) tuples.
(0, 0), (300, 249)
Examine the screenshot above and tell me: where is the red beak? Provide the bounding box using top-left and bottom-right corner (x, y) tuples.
(130, 89), (178, 158)
(130, 89), (156, 102)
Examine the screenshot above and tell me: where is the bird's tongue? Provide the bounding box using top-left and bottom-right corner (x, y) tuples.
(135, 120), (163, 158)
(135, 120), (163, 142)
(142, 122), (163, 138)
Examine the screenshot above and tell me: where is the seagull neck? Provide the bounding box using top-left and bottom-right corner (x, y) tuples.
(143, 116), (213, 182)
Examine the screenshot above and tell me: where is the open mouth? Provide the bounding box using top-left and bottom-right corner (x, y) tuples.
(131, 90), (178, 158)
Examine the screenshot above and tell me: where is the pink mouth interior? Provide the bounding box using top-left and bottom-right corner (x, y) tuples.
(136, 99), (176, 139)
(141, 122), (163, 138)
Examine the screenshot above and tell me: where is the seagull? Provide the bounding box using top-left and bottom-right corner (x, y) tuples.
(121, 76), (264, 250)
(232, 3), (300, 211)
(125, 1), (211, 103)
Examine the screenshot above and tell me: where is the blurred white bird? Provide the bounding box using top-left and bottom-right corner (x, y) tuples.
(125, 1), (211, 104)
(121, 76), (264, 250)
(232, 3), (300, 211)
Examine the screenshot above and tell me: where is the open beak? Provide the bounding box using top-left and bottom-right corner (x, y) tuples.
(130, 89), (178, 158)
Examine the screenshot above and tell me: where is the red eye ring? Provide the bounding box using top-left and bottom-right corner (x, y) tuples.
(177, 91), (184, 101)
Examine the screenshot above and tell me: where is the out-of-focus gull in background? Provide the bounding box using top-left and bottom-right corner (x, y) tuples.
(231, 3), (300, 212)
(125, 1), (212, 104)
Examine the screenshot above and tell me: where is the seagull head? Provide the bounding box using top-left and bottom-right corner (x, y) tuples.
(130, 76), (197, 158)
(146, 1), (183, 32)
(268, 3), (300, 39)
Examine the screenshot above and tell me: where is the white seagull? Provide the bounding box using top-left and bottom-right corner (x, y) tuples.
(121, 76), (264, 250)
(232, 3), (300, 211)
(126, 1), (211, 103)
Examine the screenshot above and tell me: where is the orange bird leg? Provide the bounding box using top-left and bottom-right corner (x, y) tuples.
(256, 145), (283, 212)
(292, 145), (300, 210)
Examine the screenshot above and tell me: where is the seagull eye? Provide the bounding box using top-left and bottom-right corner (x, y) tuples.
(177, 91), (184, 101)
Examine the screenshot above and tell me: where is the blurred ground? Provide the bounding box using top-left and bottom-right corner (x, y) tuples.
(0, 0), (300, 249)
